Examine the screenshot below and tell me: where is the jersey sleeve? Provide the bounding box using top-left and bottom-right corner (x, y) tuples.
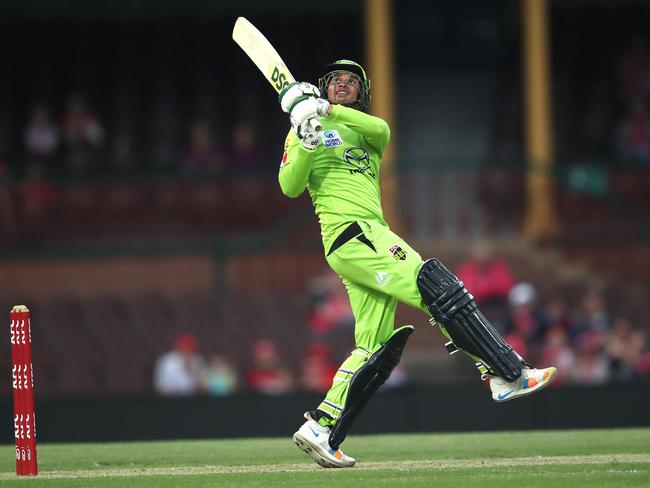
(278, 129), (315, 198)
(329, 104), (391, 156)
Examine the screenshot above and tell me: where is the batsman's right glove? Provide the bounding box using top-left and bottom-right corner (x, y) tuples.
(293, 118), (321, 151)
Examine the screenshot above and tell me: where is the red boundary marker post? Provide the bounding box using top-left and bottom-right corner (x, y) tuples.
(10, 305), (38, 476)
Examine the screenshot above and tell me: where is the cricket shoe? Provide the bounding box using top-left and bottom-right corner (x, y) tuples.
(292, 412), (356, 468)
(489, 366), (557, 402)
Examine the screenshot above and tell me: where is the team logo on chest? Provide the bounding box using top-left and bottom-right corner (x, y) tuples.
(389, 244), (407, 261)
(343, 146), (375, 178)
(322, 130), (343, 148)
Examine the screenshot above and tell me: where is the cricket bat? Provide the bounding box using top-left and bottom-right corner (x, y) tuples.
(232, 17), (321, 131)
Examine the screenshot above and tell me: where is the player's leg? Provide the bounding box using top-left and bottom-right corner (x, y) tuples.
(310, 281), (399, 424)
(324, 220), (556, 399)
(293, 279), (412, 466)
(416, 257), (556, 399)
(320, 222), (494, 377)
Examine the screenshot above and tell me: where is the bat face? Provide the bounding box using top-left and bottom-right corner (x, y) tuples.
(232, 17), (321, 131)
(232, 17), (296, 94)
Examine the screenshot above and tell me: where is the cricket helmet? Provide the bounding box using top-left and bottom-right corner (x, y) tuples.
(318, 59), (371, 111)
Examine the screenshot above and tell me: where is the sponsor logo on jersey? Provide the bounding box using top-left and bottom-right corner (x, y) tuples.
(389, 244), (407, 261)
(375, 271), (393, 287)
(343, 146), (375, 178)
(322, 130), (343, 148)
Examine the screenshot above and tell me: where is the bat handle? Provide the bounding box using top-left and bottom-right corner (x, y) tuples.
(309, 117), (321, 132)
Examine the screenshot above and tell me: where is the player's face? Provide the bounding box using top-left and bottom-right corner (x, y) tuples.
(325, 71), (361, 106)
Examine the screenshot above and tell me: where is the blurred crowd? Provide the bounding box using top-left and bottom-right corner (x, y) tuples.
(2, 34), (649, 185)
(2, 92), (269, 183)
(457, 242), (650, 386)
(153, 333), (344, 397)
(0, 91), (274, 240)
(491, 34), (650, 166)
(613, 36), (650, 163)
(152, 242), (649, 398)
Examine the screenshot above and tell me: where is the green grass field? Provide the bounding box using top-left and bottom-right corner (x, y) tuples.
(0, 428), (648, 487)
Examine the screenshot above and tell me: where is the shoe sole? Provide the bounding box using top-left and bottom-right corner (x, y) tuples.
(494, 367), (558, 402)
(293, 432), (355, 468)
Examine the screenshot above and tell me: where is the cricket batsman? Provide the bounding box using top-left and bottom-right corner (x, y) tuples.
(277, 60), (557, 468)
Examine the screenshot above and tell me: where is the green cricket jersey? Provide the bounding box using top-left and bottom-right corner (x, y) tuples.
(278, 104), (391, 251)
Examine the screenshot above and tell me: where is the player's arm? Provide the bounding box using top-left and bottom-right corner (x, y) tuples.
(278, 82), (323, 198)
(328, 104), (391, 155)
(285, 93), (390, 155)
(278, 130), (315, 198)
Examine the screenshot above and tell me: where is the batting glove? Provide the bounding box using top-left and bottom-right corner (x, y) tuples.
(293, 119), (321, 150)
(290, 98), (330, 126)
(279, 82), (320, 113)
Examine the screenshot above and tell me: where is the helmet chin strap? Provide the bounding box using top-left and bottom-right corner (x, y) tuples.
(329, 99), (358, 109)
(331, 97), (357, 106)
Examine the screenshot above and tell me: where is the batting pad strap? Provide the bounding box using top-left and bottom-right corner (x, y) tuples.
(328, 325), (414, 450)
(317, 400), (343, 420)
(445, 341), (459, 354)
(333, 368), (355, 383)
(351, 348), (373, 359)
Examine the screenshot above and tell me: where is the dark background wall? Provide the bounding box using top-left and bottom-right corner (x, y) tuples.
(0, 385), (647, 442)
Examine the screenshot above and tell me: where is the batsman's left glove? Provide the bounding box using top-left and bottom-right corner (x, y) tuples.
(279, 82), (320, 113)
(289, 97), (330, 127)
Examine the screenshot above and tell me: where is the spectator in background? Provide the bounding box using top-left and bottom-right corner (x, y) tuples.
(299, 342), (338, 393)
(153, 333), (205, 396)
(24, 104), (59, 165)
(616, 36), (650, 163)
(457, 241), (514, 314)
(180, 119), (225, 174)
(308, 271), (354, 338)
(615, 97), (650, 162)
(60, 93), (106, 172)
(539, 327), (575, 386)
(569, 287), (613, 340)
(619, 35), (650, 103)
(228, 121), (266, 172)
(543, 296), (571, 332)
(201, 354), (238, 396)
(499, 282), (548, 360)
(247, 339), (293, 395)
(637, 353), (650, 382)
(606, 317), (647, 383)
(570, 330), (611, 385)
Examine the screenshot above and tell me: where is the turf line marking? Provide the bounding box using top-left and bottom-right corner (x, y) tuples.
(1, 454), (649, 479)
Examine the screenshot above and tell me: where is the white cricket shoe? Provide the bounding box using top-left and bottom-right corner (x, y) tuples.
(292, 412), (356, 468)
(489, 366), (557, 402)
